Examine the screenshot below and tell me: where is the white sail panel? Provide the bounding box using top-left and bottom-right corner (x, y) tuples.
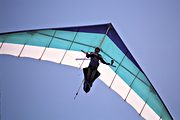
(61, 50), (85, 68)
(111, 75), (130, 99)
(126, 89), (145, 113)
(79, 59), (90, 69)
(99, 65), (116, 86)
(41, 48), (66, 63)
(141, 103), (160, 120)
(0, 43), (23, 56)
(20, 45), (45, 59)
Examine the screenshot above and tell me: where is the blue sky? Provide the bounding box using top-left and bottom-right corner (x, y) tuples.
(0, 0), (180, 119)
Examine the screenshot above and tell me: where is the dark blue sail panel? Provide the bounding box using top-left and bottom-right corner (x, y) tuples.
(56, 23), (109, 34)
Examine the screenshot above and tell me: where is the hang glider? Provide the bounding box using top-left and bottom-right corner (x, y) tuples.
(0, 23), (173, 120)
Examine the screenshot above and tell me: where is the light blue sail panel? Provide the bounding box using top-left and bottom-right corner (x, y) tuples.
(49, 38), (71, 50)
(121, 56), (139, 76)
(116, 66), (136, 86)
(38, 30), (56, 36)
(100, 52), (120, 71)
(71, 43), (94, 52)
(131, 77), (151, 102)
(1, 32), (30, 44)
(26, 33), (52, 47)
(137, 71), (151, 87)
(74, 32), (104, 47)
(101, 36), (125, 63)
(0, 35), (5, 42)
(147, 92), (164, 118)
(55, 30), (77, 41)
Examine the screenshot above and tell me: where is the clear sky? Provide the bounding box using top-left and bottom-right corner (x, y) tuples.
(0, 0), (180, 119)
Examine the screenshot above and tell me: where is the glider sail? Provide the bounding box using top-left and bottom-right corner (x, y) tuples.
(0, 23), (173, 120)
